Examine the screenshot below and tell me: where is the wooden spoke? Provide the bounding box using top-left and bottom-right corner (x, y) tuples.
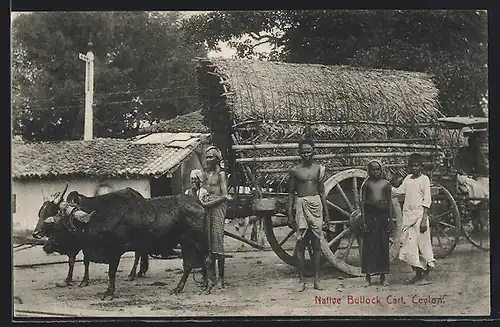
(342, 233), (356, 261)
(433, 210), (454, 220)
(326, 200), (351, 218)
(352, 177), (360, 209)
(335, 183), (354, 212)
(279, 229), (295, 247)
(437, 226), (451, 241)
(437, 220), (457, 229)
(328, 227), (351, 247)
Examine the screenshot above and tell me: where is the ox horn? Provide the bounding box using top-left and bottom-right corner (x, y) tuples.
(44, 216), (56, 224)
(41, 187), (48, 202)
(53, 183), (68, 205)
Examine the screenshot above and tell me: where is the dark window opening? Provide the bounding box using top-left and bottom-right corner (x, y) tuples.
(150, 174), (172, 197)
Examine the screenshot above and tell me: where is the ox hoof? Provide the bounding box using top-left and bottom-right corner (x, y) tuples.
(127, 275), (136, 281)
(99, 292), (115, 301)
(169, 288), (183, 295)
(199, 287), (213, 295)
(79, 280), (89, 287)
(56, 281), (72, 288)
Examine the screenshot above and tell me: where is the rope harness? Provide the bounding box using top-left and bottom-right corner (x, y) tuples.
(57, 201), (95, 233)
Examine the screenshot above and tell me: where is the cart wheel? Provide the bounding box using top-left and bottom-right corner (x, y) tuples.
(462, 199), (489, 251)
(319, 169), (367, 276)
(263, 212), (345, 269)
(319, 169), (401, 277)
(429, 184), (461, 258)
(263, 213), (320, 269)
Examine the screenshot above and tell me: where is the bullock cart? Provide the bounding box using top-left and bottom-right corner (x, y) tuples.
(432, 116), (489, 251)
(196, 58), (462, 277)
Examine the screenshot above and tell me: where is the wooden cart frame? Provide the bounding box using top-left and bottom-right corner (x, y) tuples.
(194, 58), (491, 277)
(222, 129), (467, 277)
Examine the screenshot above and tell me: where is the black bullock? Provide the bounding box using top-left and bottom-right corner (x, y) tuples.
(33, 184), (215, 299)
(33, 187), (149, 287)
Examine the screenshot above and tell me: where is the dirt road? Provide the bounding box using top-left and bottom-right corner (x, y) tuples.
(13, 236), (490, 317)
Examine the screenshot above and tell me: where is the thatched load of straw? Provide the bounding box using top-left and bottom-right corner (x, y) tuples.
(196, 58), (444, 188)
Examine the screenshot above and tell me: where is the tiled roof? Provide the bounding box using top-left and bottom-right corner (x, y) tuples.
(12, 135), (201, 180)
(138, 110), (210, 134)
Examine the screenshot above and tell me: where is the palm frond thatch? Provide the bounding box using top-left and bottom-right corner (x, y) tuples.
(199, 58), (442, 126)
(196, 58), (444, 187)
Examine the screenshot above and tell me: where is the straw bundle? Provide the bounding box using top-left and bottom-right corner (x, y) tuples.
(196, 58), (444, 188)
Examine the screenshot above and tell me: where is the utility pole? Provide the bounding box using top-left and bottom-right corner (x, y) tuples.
(79, 36), (95, 140)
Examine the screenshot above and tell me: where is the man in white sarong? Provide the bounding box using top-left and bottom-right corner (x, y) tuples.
(288, 139), (330, 292)
(295, 195), (324, 242)
(392, 153), (435, 285)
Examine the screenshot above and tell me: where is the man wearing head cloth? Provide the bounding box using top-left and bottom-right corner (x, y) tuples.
(185, 169), (208, 202)
(288, 139), (330, 292)
(205, 146), (223, 162)
(201, 145), (231, 290)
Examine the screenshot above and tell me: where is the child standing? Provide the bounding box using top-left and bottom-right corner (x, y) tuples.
(391, 153), (435, 285)
(360, 160), (392, 286)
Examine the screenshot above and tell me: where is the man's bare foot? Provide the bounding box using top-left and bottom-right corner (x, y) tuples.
(296, 282), (306, 292)
(365, 275), (371, 287)
(313, 281), (323, 290)
(405, 275), (421, 285)
(380, 274), (389, 286)
(416, 275), (431, 285)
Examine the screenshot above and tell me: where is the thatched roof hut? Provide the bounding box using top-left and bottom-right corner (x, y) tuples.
(196, 58), (444, 187)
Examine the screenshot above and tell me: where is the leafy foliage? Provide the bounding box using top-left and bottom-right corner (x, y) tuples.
(182, 10), (487, 117)
(12, 11), (207, 142)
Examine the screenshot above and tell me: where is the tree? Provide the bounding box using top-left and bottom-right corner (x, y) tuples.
(12, 11), (207, 142)
(182, 10), (487, 117)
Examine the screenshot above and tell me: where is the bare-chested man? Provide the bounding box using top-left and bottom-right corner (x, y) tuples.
(288, 139), (330, 292)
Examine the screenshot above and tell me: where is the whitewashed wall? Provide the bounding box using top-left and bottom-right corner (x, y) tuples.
(179, 153), (204, 194)
(12, 177), (150, 232)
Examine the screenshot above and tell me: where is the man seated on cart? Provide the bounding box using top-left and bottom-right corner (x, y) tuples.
(454, 129), (489, 204)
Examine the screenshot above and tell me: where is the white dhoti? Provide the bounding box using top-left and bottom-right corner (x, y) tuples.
(399, 208), (436, 270)
(295, 195), (323, 241)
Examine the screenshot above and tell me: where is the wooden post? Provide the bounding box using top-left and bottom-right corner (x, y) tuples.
(79, 37), (95, 140)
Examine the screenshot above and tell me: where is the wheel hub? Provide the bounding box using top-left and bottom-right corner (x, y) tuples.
(349, 209), (363, 233)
